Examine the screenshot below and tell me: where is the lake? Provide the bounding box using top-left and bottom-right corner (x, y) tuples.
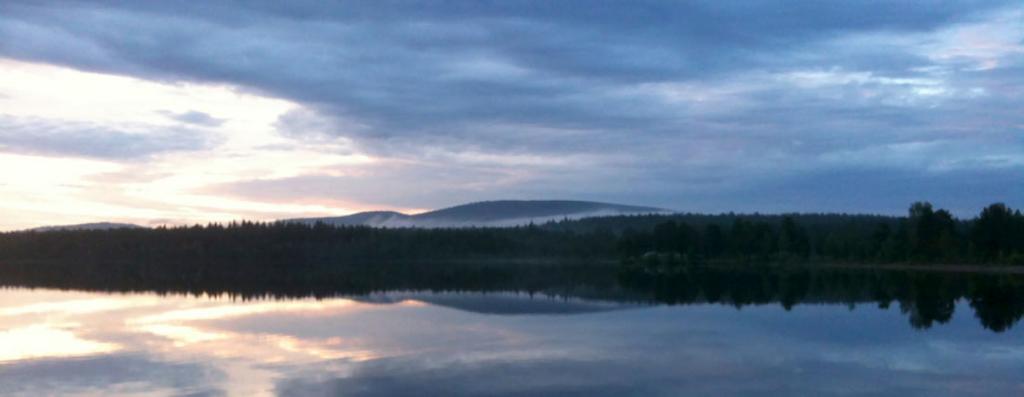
(1, 272), (1023, 396)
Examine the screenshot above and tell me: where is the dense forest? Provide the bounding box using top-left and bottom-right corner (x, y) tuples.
(615, 202), (1024, 267)
(0, 202), (1021, 272)
(1, 201), (1023, 332)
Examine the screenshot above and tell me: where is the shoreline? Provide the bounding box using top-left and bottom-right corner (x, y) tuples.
(806, 262), (1024, 275)
(2, 257), (1022, 274)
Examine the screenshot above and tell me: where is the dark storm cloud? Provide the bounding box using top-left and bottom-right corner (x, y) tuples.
(0, 0), (1020, 212)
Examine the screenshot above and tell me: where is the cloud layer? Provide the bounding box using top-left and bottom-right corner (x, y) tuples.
(0, 1), (1021, 225)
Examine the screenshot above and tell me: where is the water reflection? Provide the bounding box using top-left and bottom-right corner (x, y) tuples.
(0, 290), (396, 396)
(0, 267), (1022, 396)
(0, 324), (119, 362)
(619, 266), (1024, 332)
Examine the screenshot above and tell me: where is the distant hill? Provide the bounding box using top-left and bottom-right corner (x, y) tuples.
(284, 200), (670, 228)
(28, 222), (145, 232)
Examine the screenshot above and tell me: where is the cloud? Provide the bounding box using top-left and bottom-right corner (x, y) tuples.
(160, 110), (225, 127)
(208, 157), (542, 210)
(0, 1), (1020, 216)
(0, 115), (215, 159)
(707, 166), (1024, 216)
(1, 1), (1016, 143)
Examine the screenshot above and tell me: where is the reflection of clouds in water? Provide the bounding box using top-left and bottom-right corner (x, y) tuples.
(0, 324), (120, 362)
(0, 289), (1023, 396)
(0, 297), (163, 317)
(135, 324), (229, 346)
(276, 357), (660, 397)
(202, 297), (548, 361)
(0, 293), (165, 363)
(127, 299), (381, 363)
(129, 299), (359, 324)
(0, 289), (389, 396)
(274, 350), (1024, 397)
(0, 353), (225, 397)
(271, 303), (1024, 396)
(138, 324), (379, 364)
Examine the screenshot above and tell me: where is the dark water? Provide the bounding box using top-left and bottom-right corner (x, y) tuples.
(1, 267), (1023, 396)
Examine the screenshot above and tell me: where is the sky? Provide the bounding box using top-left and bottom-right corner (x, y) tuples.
(0, 1), (1021, 229)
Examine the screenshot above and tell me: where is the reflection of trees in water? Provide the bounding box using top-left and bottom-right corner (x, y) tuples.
(968, 277), (1024, 332)
(0, 260), (630, 302)
(898, 275), (957, 329)
(619, 267), (1024, 333)
(0, 258), (1021, 333)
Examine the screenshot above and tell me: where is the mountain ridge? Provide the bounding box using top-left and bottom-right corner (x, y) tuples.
(284, 200), (670, 228)
(25, 200), (671, 231)
(27, 222), (144, 232)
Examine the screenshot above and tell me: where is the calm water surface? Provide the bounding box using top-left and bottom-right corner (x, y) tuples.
(0, 287), (1022, 396)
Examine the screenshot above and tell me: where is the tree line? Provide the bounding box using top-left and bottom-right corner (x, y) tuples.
(618, 202), (1024, 266)
(0, 202), (1019, 275)
(0, 221), (617, 287)
(0, 202), (1022, 332)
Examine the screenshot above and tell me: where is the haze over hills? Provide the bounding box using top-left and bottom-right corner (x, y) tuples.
(284, 200), (671, 228)
(27, 222), (144, 232)
(21, 200), (670, 231)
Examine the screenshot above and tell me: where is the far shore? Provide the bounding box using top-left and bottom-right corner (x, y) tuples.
(808, 262), (1024, 275)
(3, 257), (1022, 275)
